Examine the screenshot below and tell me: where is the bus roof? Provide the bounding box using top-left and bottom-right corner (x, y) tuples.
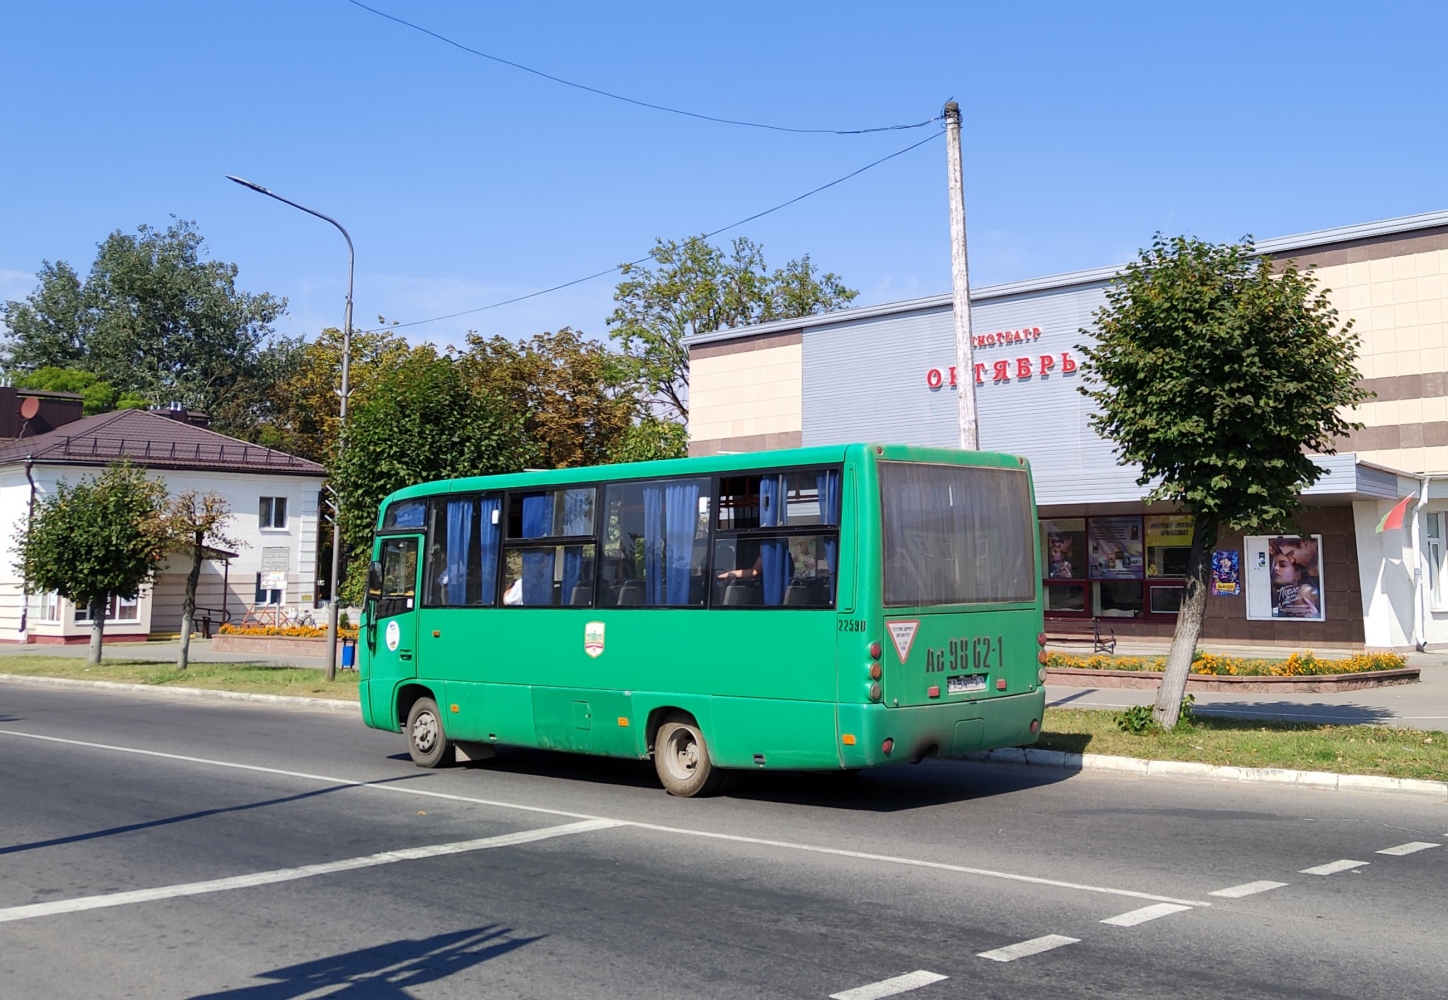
(376, 443), (1029, 513)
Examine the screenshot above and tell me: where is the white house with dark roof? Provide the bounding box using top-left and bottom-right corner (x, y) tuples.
(0, 393), (327, 643)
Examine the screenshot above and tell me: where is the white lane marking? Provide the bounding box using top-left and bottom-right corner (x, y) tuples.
(0, 819), (621, 924)
(0, 728), (1211, 908)
(828, 970), (948, 1000)
(977, 935), (1080, 963)
(1209, 880), (1289, 898)
(1376, 842), (1440, 856)
(1299, 859), (1369, 876)
(1100, 902), (1193, 926)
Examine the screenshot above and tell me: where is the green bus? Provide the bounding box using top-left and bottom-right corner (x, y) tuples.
(358, 443), (1046, 796)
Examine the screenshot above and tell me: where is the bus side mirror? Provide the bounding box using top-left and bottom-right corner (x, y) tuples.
(366, 560), (383, 600)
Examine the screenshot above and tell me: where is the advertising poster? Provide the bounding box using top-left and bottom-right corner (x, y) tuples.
(1088, 516), (1143, 579)
(1211, 550), (1240, 596)
(1245, 535), (1324, 621)
(1040, 519), (1086, 579)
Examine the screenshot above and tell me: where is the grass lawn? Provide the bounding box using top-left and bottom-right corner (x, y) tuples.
(1039, 707), (1448, 782)
(0, 656), (358, 701)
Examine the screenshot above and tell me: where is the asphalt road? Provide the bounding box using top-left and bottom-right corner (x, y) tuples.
(1, 684), (1445, 999)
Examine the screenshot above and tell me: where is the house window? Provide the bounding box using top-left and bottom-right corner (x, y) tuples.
(1429, 513), (1445, 611)
(74, 595), (140, 623)
(33, 592), (61, 623)
(260, 496), (288, 530)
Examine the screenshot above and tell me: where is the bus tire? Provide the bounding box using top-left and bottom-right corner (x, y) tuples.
(406, 696), (454, 768)
(654, 716), (726, 797)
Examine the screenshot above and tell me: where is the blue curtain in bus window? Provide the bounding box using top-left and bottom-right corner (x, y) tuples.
(444, 499), (473, 605)
(561, 491), (591, 601)
(477, 497), (500, 604)
(521, 494), (552, 605)
(816, 470), (841, 573)
(665, 481), (699, 605)
(642, 486), (664, 605)
(759, 475), (788, 606)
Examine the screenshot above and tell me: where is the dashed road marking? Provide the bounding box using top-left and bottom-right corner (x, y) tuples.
(1100, 902), (1193, 926)
(0, 819), (622, 924)
(828, 970), (948, 999)
(1209, 880), (1288, 898)
(977, 935), (1080, 963)
(1376, 842), (1440, 856)
(1299, 859), (1369, 876)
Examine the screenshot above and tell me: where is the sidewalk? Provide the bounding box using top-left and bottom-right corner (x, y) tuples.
(0, 638), (326, 670)
(1047, 641), (1448, 731)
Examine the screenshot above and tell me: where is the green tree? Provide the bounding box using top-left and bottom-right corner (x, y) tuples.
(164, 490), (238, 672)
(12, 366), (148, 416)
(331, 345), (535, 604)
(608, 416), (689, 463)
(15, 465), (168, 664)
(608, 235), (858, 420)
(1, 219), (291, 437)
(1078, 235), (1370, 728)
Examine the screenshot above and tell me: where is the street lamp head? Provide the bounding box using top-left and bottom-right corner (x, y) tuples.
(225, 174), (270, 195)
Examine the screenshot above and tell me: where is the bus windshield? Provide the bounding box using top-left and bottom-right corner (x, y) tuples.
(880, 462), (1035, 606)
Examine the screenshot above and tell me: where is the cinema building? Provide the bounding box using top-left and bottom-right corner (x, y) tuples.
(685, 209), (1448, 651)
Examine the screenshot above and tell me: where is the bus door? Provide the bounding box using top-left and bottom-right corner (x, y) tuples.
(365, 536), (422, 700)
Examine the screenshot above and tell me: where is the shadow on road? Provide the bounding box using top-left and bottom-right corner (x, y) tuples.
(187, 924), (540, 998)
(1191, 702), (1403, 726)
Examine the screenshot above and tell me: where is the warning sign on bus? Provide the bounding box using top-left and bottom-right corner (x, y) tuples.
(887, 620), (919, 664)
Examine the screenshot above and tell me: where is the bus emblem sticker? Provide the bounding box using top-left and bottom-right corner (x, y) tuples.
(385, 620), (401, 652)
(888, 621), (919, 663)
(584, 621), (605, 658)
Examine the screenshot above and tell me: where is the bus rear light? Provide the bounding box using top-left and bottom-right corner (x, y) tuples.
(869, 663), (882, 681)
(996, 678), (1007, 691)
(869, 641), (882, 659)
(927, 685), (940, 699)
(869, 682), (883, 701)
(1037, 632), (1048, 647)
(1037, 650), (1049, 665)
(882, 737), (894, 754)
(1038, 666), (1048, 684)
(1029, 718), (1040, 734)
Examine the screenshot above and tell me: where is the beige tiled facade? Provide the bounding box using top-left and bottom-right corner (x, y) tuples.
(688, 331), (803, 456)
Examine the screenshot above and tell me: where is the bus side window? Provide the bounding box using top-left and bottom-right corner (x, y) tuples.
(424, 495), (501, 607)
(713, 468), (841, 608)
(599, 478), (709, 608)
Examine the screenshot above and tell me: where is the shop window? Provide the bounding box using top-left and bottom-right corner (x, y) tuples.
(1145, 515), (1193, 577)
(259, 496), (288, 530)
(1041, 519), (1086, 581)
(599, 478), (710, 608)
(1149, 585), (1185, 615)
(1045, 583), (1085, 612)
(1093, 580), (1144, 617)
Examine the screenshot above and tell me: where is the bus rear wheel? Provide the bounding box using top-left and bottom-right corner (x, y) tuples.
(654, 716), (726, 797)
(406, 696), (454, 768)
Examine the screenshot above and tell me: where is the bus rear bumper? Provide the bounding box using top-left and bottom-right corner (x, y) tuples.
(837, 689), (1046, 768)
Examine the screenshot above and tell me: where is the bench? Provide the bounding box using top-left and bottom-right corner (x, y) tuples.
(1044, 617), (1117, 655)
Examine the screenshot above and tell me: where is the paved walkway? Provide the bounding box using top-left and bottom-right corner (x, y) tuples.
(0, 638), (328, 670)
(1047, 640), (1448, 731)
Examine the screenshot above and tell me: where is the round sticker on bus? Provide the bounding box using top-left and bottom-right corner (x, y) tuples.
(385, 619), (400, 652)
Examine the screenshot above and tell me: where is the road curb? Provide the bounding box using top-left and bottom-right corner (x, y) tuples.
(966, 746), (1448, 800)
(0, 673), (358, 713)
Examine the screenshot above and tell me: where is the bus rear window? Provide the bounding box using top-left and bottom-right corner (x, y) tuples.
(880, 463), (1035, 606)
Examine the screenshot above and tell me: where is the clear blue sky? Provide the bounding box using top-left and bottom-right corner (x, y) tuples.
(3, 1), (1445, 348)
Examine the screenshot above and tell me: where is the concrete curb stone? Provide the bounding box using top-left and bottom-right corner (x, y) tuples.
(967, 746), (1448, 800)
(0, 673), (357, 713)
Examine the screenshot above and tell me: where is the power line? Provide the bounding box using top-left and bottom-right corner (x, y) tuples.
(369, 128), (943, 334)
(344, 0), (940, 136)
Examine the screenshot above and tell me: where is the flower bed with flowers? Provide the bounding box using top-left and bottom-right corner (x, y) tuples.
(218, 624), (359, 640)
(1046, 650), (1407, 676)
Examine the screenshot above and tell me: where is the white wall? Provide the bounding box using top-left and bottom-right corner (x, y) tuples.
(1353, 499), (1416, 649)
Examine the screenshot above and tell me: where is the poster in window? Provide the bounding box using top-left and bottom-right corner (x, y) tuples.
(1244, 535), (1323, 621)
(1088, 516), (1143, 579)
(1210, 550), (1240, 596)
(1040, 519), (1086, 579)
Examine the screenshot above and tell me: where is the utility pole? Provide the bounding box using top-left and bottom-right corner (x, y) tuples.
(944, 101), (978, 451)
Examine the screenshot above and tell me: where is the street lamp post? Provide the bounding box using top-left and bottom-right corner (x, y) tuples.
(227, 175), (353, 682)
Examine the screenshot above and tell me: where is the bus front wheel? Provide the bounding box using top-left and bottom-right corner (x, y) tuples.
(406, 697), (455, 768)
(654, 716), (726, 797)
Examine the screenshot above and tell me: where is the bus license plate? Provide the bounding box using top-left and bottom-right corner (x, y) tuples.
(947, 674), (986, 694)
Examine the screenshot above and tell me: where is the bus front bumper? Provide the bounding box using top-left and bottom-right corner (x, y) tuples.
(837, 689), (1046, 768)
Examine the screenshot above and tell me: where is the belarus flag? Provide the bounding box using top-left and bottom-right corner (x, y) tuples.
(1375, 495), (1414, 533)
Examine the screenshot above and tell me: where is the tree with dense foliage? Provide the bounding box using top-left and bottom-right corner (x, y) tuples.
(1078, 235), (1371, 728)
(12, 366), (148, 416)
(164, 490), (238, 672)
(1, 219), (294, 436)
(331, 345), (535, 603)
(15, 465), (168, 664)
(607, 416), (688, 463)
(608, 235), (858, 420)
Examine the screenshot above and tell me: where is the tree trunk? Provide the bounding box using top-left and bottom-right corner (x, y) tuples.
(87, 597), (107, 666)
(177, 533), (204, 672)
(1153, 515), (1216, 729)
